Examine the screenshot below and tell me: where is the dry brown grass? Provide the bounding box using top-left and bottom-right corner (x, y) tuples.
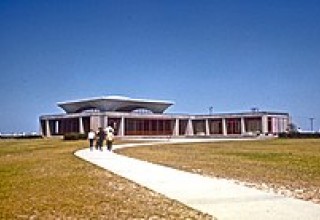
(0, 139), (212, 219)
(117, 139), (320, 204)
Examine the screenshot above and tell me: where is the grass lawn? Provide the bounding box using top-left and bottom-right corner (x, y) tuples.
(0, 139), (212, 219)
(117, 139), (320, 204)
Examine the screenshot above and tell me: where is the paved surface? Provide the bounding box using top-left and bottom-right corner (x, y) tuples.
(75, 139), (320, 220)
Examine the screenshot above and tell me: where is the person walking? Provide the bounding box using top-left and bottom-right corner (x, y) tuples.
(88, 129), (96, 151)
(106, 126), (114, 151)
(97, 127), (105, 151)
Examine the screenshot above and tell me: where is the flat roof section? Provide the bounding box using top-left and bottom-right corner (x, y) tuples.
(57, 96), (174, 114)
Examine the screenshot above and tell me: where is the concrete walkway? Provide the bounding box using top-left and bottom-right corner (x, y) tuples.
(74, 139), (320, 220)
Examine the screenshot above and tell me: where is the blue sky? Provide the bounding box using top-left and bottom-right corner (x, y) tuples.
(0, 0), (319, 133)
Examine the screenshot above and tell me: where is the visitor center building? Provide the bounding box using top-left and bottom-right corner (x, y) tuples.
(39, 96), (290, 138)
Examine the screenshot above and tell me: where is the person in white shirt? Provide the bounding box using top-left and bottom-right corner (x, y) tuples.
(88, 129), (96, 151)
(106, 126), (114, 151)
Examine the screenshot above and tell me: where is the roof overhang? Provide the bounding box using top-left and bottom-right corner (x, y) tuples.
(57, 96), (174, 114)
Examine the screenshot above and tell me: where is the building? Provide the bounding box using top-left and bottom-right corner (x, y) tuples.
(39, 96), (290, 137)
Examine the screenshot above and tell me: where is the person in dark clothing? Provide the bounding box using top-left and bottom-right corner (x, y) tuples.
(97, 127), (105, 151)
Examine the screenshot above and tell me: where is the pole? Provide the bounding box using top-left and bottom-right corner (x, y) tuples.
(309, 117), (314, 132)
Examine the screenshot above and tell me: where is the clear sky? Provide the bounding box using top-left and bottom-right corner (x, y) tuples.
(1, 0), (319, 133)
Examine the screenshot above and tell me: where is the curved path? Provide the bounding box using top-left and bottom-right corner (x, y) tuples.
(75, 139), (320, 220)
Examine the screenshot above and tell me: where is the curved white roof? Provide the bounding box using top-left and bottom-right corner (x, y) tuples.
(57, 96), (174, 114)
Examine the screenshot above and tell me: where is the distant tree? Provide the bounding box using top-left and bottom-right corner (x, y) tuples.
(287, 123), (298, 133)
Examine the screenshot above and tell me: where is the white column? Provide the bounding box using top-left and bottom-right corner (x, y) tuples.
(280, 118), (285, 132)
(118, 117), (125, 136)
(39, 120), (43, 136)
(173, 119), (180, 136)
(90, 116), (100, 132)
(222, 118), (227, 136)
(45, 120), (51, 137)
(261, 115), (268, 134)
(241, 117), (246, 135)
(55, 121), (59, 134)
(205, 119), (210, 135)
(273, 118), (278, 134)
(186, 119), (194, 136)
(103, 116), (108, 128)
(79, 117), (84, 134)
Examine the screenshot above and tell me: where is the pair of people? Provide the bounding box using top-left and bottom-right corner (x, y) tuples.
(88, 126), (114, 151)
